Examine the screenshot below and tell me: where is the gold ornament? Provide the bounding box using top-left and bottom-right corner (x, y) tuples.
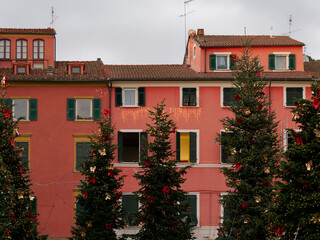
(263, 156), (268, 161)
(254, 196), (261, 203)
(14, 128), (19, 136)
(243, 108), (251, 115)
(314, 129), (320, 138)
(224, 125), (231, 132)
(106, 166), (114, 170)
(86, 221), (92, 228)
(29, 196), (35, 201)
(90, 166), (96, 173)
(306, 160), (313, 171)
(244, 217), (250, 224)
(230, 148), (237, 155)
(125, 222), (129, 227)
(99, 149), (106, 156)
(105, 193), (111, 200)
(81, 232), (86, 237)
(292, 112), (299, 121)
(311, 216), (320, 223)
(264, 167), (270, 174)
(235, 179), (241, 186)
(18, 193), (24, 199)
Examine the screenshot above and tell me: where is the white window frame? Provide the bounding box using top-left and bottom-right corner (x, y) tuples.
(13, 98), (29, 121)
(177, 129), (200, 164)
(220, 192), (228, 223)
(214, 52), (231, 71)
(273, 52), (290, 70)
(284, 87), (305, 107)
(119, 129), (143, 163)
(179, 87), (199, 107)
(221, 87), (235, 108)
(283, 129), (301, 151)
(123, 88), (138, 107)
(193, 44), (196, 59)
(75, 98), (93, 121)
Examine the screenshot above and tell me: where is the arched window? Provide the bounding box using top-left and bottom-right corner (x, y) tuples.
(0, 39), (11, 59)
(16, 39), (27, 59)
(33, 39), (44, 60)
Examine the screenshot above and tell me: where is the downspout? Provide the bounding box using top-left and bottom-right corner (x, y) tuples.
(204, 48), (207, 73)
(107, 78), (112, 119)
(269, 79), (271, 116)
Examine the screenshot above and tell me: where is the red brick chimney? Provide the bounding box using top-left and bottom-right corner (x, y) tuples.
(197, 28), (204, 35)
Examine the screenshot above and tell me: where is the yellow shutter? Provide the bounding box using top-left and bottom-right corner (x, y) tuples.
(180, 133), (190, 162)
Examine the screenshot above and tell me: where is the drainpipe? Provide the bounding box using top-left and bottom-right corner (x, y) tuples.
(107, 78), (112, 119)
(269, 79), (271, 116)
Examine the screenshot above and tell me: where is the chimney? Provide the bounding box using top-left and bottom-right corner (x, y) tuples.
(270, 26), (273, 38)
(197, 28), (204, 36)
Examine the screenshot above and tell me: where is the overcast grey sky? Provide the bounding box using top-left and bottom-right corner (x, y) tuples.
(1, 0), (319, 64)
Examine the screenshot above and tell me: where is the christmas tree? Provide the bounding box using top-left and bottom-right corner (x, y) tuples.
(0, 76), (47, 240)
(216, 46), (281, 240)
(70, 108), (124, 239)
(268, 82), (320, 239)
(133, 101), (195, 240)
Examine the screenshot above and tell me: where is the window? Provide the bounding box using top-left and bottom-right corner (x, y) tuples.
(67, 98), (101, 121)
(118, 131), (147, 162)
(74, 136), (91, 171)
(122, 194), (139, 226)
(17, 66), (26, 74)
(209, 54), (236, 70)
(285, 87), (303, 107)
(71, 66), (81, 74)
(33, 63), (44, 69)
(222, 87), (236, 107)
(220, 193), (230, 223)
(11, 98), (38, 121)
(176, 131), (198, 163)
(33, 40), (44, 60)
(269, 54), (295, 70)
(16, 39), (27, 59)
(182, 88), (197, 106)
(182, 194), (198, 226)
(0, 39), (10, 59)
(283, 130), (299, 151)
(221, 131), (233, 164)
(115, 87), (145, 107)
(15, 135), (31, 171)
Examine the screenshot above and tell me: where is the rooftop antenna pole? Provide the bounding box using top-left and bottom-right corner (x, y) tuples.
(50, 6), (58, 28)
(289, 15), (292, 37)
(180, 0), (195, 47)
(244, 27), (247, 36)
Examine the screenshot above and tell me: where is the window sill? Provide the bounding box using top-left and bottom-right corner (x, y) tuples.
(75, 120), (94, 123)
(114, 162), (139, 167)
(214, 69), (232, 72)
(180, 105), (200, 108)
(121, 105), (139, 108)
(177, 162), (197, 166)
(273, 69), (291, 72)
(18, 120), (31, 123)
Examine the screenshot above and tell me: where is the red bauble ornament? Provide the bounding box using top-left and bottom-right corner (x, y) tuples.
(235, 162), (242, 169)
(3, 109), (12, 119)
(236, 117), (243, 124)
(233, 93), (241, 101)
(105, 223), (112, 230)
(162, 186), (170, 194)
(145, 159), (151, 167)
(311, 96), (320, 109)
(158, 110), (162, 116)
(83, 192), (88, 198)
(258, 103), (263, 111)
(90, 176), (96, 183)
(262, 180), (269, 186)
(19, 165), (23, 174)
(242, 202), (247, 210)
(108, 170), (115, 177)
(10, 138), (15, 147)
(256, 71), (261, 76)
(146, 196), (154, 202)
(104, 108), (111, 116)
(295, 133), (303, 144)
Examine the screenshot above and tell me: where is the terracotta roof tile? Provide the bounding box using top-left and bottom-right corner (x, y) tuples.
(105, 64), (312, 81)
(2, 60), (107, 81)
(0, 28), (56, 35)
(192, 35), (304, 48)
(304, 61), (320, 79)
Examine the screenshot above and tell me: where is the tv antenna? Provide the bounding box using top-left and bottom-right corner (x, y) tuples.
(289, 15), (292, 37)
(179, 0), (195, 47)
(49, 6), (58, 28)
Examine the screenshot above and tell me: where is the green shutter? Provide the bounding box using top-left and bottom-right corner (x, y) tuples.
(289, 54), (296, 70)
(92, 98), (101, 120)
(76, 142), (90, 171)
(229, 54), (236, 70)
(16, 142), (29, 170)
(190, 88), (197, 106)
(118, 132), (123, 162)
(138, 87), (145, 107)
(176, 132), (180, 162)
(115, 88), (122, 107)
(29, 98), (37, 121)
(209, 54), (216, 70)
(31, 197), (37, 214)
(286, 88), (303, 106)
(223, 88), (236, 107)
(221, 132), (232, 163)
(187, 195), (198, 226)
(4, 98), (12, 109)
(122, 195), (139, 226)
(182, 88), (188, 106)
(140, 132), (148, 160)
(269, 54), (275, 70)
(222, 195), (230, 221)
(67, 98), (76, 120)
(189, 132), (197, 163)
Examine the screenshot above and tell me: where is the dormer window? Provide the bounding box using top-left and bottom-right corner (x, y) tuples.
(68, 63), (85, 75)
(16, 39), (27, 59)
(17, 66), (26, 74)
(0, 39), (11, 59)
(33, 39), (44, 60)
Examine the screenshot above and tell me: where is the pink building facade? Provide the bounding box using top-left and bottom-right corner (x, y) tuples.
(0, 28), (315, 239)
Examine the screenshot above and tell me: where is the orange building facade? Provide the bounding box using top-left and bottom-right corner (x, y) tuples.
(0, 28), (315, 239)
